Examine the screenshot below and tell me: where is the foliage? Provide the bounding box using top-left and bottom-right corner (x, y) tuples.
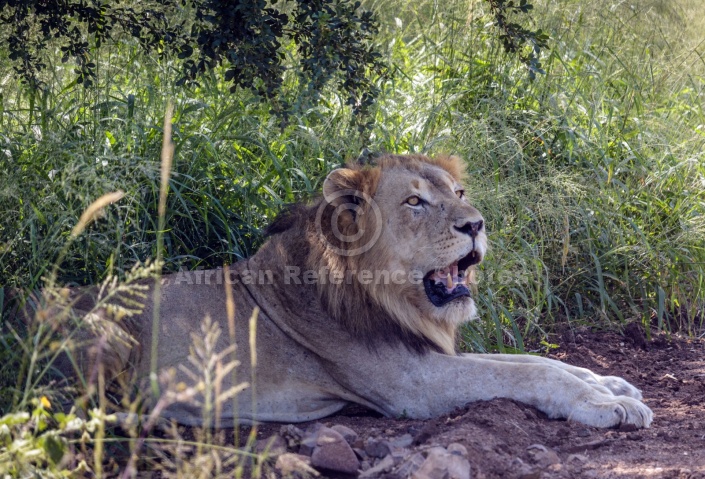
(484, 0), (550, 78)
(0, 399), (91, 477)
(0, 0), (387, 126)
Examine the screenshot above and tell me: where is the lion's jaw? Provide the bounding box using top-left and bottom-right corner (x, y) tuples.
(317, 154), (487, 354)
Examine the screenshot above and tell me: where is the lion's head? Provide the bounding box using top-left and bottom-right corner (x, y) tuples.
(266, 154), (487, 355)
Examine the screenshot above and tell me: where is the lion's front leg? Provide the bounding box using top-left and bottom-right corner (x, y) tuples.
(469, 354), (643, 400)
(355, 352), (653, 429)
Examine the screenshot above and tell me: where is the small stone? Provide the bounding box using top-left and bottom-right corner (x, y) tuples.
(298, 423), (326, 455)
(279, 424), (304, 448)
(331, 424), (359, 445)
(254, 434), (287, 457)
(527, 444), (560, 468)
(390, 433), (414, 449)
(275, 453), (319, 477)
(353, 447), (368, 460)
(577, 428), (591, 437)
(359, 455), (395, 478)
(299, 434), (319, 456)
(447, 443), (468, 457)
(395, 452), (426, 478)
(310, 427), (360, 474)
(412, 447), (470, 479)
(447, 455), (472, 479)
(365, 437), (392, 458)
(566, 454), (588, 465)
(511, 458), (536, 478)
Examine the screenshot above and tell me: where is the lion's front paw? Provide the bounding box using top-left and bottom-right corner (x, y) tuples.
(596, 375), (643, 400)
(570, 395), (653, 429)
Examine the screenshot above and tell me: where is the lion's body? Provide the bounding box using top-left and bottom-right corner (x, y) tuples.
(62, 154), (653, 428)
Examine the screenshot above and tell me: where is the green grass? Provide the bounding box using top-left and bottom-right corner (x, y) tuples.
(1, 0), (704, 474)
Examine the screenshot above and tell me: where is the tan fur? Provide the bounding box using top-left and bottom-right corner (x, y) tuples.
(51, 154), (652, 429)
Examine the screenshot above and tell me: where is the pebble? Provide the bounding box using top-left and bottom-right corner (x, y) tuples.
(566, 453), (588, 465)
(511, 457), (538, 478)
(395, 452), (426, 477)
(526, 444), (560, 468)
(365, 437), (392, 458)
(390, 433), (414, 449)
(413, 446), (471, 479)
(353, 447), (368, 460)
(447, 443), (468, 457)
(310, 427), (360, 474)
(359, 454), (395, 478)
(331, 424), (359, 445)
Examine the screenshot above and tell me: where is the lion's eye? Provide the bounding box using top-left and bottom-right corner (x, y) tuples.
(406, 196), (422, 206)
(455, 190), (465, 199)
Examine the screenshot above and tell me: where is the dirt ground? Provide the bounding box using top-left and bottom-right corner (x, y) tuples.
(250, 326), (705, 479)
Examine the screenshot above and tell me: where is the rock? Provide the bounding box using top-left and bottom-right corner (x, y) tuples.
(254, 434), (287, 457)
(390, 433), (414, 449)
(310, 427), (360, 475)
(526, 444), (560, 468)
(566, 454), (588, 465)
(395, 452), (426, 478)
(280, 424), (304, 447)
(412, 447), (471, 479)
(365, 437), (392, 458)
(359, 454), (396, 478)
(331, 424), (359, 445)
(299, 423), (325, 456)
(447, 443), (468, 457)
(446, 455), (472, 479)
(275, 453), (320, 477)
(353, 447), (368, 460)
(510, 458), (537, 478)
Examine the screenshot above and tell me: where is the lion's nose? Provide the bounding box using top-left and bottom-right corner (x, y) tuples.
(454, 220), (484, 238)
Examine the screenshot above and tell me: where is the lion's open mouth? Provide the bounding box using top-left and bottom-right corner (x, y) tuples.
(423, 251), (481, 307)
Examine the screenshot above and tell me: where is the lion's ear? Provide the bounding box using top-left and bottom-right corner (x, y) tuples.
(323, 168), (374, 206)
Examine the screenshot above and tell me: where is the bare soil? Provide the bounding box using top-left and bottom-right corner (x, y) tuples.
(252, 327), (705, 478)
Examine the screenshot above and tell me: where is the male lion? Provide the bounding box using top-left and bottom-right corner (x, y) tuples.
(56, 154), (652, 429)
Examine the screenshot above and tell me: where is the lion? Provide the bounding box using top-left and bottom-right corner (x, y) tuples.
(49, 153), (652, 429)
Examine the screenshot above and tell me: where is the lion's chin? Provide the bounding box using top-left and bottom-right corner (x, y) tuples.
(426, 295), (477, 326)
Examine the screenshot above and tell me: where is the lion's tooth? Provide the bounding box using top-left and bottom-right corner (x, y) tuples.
(446, 273), (453, 289)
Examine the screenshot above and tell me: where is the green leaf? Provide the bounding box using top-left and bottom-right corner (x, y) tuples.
(40, 433), (66, 465)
